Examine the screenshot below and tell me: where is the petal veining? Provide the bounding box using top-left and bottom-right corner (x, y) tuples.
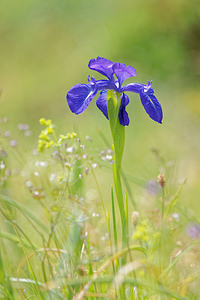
(140, 90), (163, 124)
(96, 91), (130, 126)
(67, 84), (97, 114)
(94, 79), (118, 92)
(88, 57), (115, 81)
(118, 93), (130, 126)
(122, 83), (147, 94)
(96, 90), (108, 119)
(113, 63), (136, 89)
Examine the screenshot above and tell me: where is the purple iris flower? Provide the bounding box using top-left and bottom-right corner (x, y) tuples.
(66, 57), (163, 126)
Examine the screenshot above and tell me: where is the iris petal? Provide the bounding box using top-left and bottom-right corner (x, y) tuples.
(66, 84), (97, 114)
(88, 57), (114, 81)
(94, 79), (117, 92)
(140, 90), (163, 124)
(118, 93), (130, 126)
(113, 63), (136, 89)
(96, 90), (108, 119)
(96, 91), (130, 126)
(122, 83), (147, 94)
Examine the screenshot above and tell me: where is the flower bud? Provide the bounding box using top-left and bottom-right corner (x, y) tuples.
(157, 174), (165, 188)
(131, 211), (139, 226)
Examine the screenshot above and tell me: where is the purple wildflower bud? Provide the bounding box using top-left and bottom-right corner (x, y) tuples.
(186, 223), (200, 239)
(146, 179), (160, 195)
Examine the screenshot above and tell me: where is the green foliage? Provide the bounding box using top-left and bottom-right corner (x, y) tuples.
(107, 90), (127, 251)
(0, 119), (200, 299)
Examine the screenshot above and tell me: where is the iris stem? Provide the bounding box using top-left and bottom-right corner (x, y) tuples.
(107, 90), (128, 258)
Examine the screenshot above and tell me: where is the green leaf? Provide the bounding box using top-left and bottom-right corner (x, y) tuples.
(0, 231), (38, 249)
(111, 185), (118, 252)
(107, 90), (126, 250)
(160, 241), (197, 279)
(0, 194), (48, 233)
(164, 178), (187, 218)
(124, 189), (129, 244)
(0, 245), (15, 299)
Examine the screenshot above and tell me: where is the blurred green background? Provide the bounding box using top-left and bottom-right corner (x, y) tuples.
(1, 0), (200, 212)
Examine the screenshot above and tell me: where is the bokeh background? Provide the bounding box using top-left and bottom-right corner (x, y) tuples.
(1, 0), (200, 213)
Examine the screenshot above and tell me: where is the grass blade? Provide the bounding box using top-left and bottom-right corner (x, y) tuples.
(111, 185), (118, 253)
(0, 194), (48, 233)
(0, 231), (39, 249)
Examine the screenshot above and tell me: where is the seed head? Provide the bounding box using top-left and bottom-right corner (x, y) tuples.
(131, 211), (139, 226)
(157, 174), (165, 188)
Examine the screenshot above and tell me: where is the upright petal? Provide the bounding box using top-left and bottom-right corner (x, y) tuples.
(118, 93), (130, 126)
(67, 84), (97, 114)
(88, 57), (114, 81)
(113, 63), (136, 89)
(96, 90), (108, 119)
(140, 90), (163, 124)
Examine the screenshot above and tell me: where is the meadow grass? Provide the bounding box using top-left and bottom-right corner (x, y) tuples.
(0, 116), (199, 300)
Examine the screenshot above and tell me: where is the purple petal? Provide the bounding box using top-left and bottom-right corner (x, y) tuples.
(94, 79), (117, 92)
(96, 90), (108, 119)
(122, 83), (147, 94)
(113, 63), (136, 89)
(186, 223), (200, 239)
(66, 84), (97, 114)
(122, 81), (162, 123)
(122, 81), (153, 94)
(140, 90), (163, 124)
(118, 93), (130, 126)
(96, 91), (130, 126)
(88, 57), (114, 81)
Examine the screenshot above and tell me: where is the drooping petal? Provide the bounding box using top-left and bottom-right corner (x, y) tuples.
(122, 80), (162, 123)
(66, 84), (97, 114)
(118, 93), (130, 126)
(88, 57), (114, 81)
(96, 90), (108, 119)
(113, 63), (136, 89)
(96, 91), (130, 126)
(140, 90), (163, 124)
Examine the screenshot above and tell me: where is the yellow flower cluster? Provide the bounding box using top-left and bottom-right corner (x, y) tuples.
(38, 118), (77, 152)
(133, 220), (151, 243)
(133, 219), (160, 251)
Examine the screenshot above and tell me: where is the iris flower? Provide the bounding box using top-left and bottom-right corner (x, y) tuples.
(66, 57), (163, 126)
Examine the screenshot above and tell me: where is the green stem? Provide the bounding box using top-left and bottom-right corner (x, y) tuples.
(161, 186), (165, 222)
(107, 90), (127, 251)
(112, 161), (126, 248)
(160, 186), (165, 272)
